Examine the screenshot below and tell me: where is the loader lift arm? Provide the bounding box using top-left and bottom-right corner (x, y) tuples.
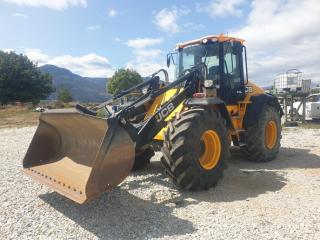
(88, 69), (169, 113)
(115, 69), (200, 149)
(114, 69), (167, 99)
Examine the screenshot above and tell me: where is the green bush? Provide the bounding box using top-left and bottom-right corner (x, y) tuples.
(107, 68), (143, 94)
(58, 88), (73, 103)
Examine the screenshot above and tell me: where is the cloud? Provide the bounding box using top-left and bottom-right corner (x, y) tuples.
(126, 49), (167, 78)
(24, 48), (49, 65)
(125, 37), (170, 78)
(49, 53), (114, 77)
(183, 22), (205, 31)
(13, 12), (29, 19)
(132, 49), (163, 60)
(198, 0), (245, 17)
(113, 37), (122, 43)
(23, 49), (114, 77)
(231, 0), (320, 85)
(87, 25), (101, 31)
(2, 48), (15, 53)
(2, 0), (87, 10)
(126, 38), (163, 49)
(107, 8), (118, 17)
(153, 7), (190, 34)
(126, 48), (165, 77)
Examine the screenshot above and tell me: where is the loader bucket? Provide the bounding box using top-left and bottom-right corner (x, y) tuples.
(23, 109), (135, 204)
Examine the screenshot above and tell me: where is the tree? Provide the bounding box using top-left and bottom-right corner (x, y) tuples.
(107, 68), (143, 94)
(58, 88), (73, 103)
(0, 51), (54, 104)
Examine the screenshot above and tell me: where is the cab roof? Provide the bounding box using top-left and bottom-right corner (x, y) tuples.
(176, 34), (245, 49)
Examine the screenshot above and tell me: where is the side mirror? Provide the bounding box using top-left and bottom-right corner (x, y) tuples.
(166, 52), (177, 68)
(166, 53), (171, 68)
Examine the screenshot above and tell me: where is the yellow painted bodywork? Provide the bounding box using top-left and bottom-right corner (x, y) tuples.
(228, 81), (265, 138)
(147, 80), (265, 142)
(145, 88), (184, 141)
(245, 81), (265, 98)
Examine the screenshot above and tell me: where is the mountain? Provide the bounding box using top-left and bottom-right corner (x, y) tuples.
(39, 64), (111, 102)
(262, 85), (273, 90)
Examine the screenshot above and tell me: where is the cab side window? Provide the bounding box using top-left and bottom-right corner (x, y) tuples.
(224, 44), (241, 88)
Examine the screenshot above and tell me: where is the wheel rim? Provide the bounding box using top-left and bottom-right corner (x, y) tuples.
(265, 120), (277, 149)
(199, 130), (221, 170)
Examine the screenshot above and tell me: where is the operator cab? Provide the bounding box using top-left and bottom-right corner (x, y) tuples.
(168, 35), (248, 105)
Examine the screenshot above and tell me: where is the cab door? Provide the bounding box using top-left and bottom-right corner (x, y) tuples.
(220, 42), (245, 104)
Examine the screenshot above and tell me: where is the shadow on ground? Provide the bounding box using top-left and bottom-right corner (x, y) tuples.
(126, 161), (287, 206)
(126, 147), (320, 205)
(40, 147), (320, 238)
(40, 188), (195, 239)
(233, 147), (320, 170)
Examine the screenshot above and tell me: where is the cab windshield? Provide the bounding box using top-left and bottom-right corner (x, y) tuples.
(177, 42), (220, 79)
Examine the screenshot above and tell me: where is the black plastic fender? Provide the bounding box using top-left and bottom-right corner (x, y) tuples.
(243, 93), (283, 128)
(184, 97), (233, 129)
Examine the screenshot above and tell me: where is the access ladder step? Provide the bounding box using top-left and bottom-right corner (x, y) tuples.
(236, 128), (246, 132)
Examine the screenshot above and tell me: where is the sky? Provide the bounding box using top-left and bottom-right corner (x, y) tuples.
(0, 0), (319, 86)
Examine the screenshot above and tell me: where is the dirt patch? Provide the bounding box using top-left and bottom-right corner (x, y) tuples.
(0, 106), (39, 129)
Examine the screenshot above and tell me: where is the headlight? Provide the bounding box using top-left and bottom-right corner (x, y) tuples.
(204, 80), (214, 88)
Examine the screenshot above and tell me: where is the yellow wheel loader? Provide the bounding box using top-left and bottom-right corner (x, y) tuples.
(23, 35), (283, 203)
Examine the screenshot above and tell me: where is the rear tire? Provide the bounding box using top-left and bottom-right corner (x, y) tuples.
(161, 108), (229, 190)
(241, 105), (281, 162)
(132, 147), (154, 171)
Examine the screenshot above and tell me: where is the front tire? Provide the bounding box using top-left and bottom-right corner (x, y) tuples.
(242, 105), (282, 162)
(161, 108), (229, 190)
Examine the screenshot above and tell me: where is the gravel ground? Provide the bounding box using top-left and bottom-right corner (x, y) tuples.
(0, 126), (320, 240)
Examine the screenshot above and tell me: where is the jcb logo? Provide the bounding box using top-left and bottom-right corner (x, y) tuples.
(156, 103), (175, 122)
(245, 86), (253, 93)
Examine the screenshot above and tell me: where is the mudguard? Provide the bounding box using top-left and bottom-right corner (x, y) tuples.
(243, 93), (283, 128)
(184, 97), (233, 128)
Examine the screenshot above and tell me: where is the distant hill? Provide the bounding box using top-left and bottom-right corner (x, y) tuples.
(39, 64), (111, 102)
(262, 85), (273, 90)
